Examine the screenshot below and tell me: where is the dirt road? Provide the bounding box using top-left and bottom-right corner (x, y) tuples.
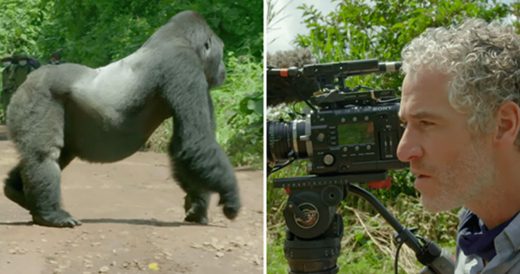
(0, 126), (264, 274)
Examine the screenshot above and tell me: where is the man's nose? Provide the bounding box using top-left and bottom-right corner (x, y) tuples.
(397, 128), (423, 162)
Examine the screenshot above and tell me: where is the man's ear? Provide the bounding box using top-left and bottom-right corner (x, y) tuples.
(494, 101), (520, 146)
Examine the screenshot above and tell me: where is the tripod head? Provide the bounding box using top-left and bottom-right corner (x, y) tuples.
(275, 174), (455, 274)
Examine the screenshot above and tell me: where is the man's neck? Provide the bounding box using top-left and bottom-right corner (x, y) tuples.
(467, 162), (520, 229)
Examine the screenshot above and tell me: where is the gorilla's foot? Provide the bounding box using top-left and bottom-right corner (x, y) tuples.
(4, 184), (28, 210)
(31, 209), (82, 228)
(183, 194), (209, 224)
(184, 209), (209, 225)
(219, 191), (240, 220)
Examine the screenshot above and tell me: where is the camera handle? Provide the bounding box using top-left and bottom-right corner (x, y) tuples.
(278, 176), (455, 274)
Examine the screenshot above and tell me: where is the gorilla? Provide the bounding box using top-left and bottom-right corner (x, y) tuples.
(4, 10), (240, 227)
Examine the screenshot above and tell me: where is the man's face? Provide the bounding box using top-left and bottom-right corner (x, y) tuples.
(397, 69), (494, 212)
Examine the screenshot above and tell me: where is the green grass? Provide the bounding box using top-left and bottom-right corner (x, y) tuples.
(267, 202), (457, 274)
(267, 239), (287, 274)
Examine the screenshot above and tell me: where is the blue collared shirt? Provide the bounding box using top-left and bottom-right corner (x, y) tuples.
(455, 208), (520, 273)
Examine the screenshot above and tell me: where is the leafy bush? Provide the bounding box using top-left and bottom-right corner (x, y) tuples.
(213, 52), (263, 167)
(36, 0), (263, 66)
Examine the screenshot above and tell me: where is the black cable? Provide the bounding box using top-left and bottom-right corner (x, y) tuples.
(394, 239), (405, 274)
(269, 158), (295, 174)
(303, 99), (316, 112)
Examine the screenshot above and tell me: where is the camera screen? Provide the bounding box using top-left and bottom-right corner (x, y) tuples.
(337, 122), (374, 145)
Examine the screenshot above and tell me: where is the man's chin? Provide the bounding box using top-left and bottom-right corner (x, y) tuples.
(414, 175), (434, 193)
(420, 196), (458, 213)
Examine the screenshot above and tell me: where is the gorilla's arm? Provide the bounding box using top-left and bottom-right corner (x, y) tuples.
(162, 51), (240, 220)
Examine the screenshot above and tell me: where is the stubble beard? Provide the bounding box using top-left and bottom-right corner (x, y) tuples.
(419, 139), (494, 213)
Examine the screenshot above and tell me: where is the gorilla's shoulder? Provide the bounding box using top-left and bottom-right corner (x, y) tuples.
(29, 64), (93, 83)
(34, 63), (93, 74)
(21, 63), (96, 95)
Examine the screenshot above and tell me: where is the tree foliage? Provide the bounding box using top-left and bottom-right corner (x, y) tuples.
(296, 0), (511, 63)
(38, 0), (262, 66)
(0, 0), (48, 56)
(0, 0), (262, 65)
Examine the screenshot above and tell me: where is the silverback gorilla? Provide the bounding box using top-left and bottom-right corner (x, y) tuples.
(4, 11), (240, 227)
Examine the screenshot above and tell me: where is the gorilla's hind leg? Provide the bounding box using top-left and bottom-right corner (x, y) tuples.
(4, 165), (29, 210)
(22, 157), (81, 228)
(4, 150), (75, 212)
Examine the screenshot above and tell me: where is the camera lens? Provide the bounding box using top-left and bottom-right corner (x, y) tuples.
(267, 120), (310, 162)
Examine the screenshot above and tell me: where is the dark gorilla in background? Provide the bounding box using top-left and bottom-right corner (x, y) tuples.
(4, 11), (240, 227)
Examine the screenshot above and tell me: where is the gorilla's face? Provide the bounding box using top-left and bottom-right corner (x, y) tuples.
(167, 11), (226, 89)
(201, 36), (226, 88)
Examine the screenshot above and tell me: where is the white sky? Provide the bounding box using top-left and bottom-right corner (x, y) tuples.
(267, 0), (336, 52)
(266, 0), (518, 53)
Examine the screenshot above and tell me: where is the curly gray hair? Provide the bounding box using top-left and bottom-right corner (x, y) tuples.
(401, 18), (520, 139)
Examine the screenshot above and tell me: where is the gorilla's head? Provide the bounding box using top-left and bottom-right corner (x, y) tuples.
(152, 11), (226, 88)
(199, 35), (226, 88)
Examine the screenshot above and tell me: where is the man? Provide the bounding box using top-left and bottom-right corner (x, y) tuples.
(397, 18), (520, 273)
(49, 50), (63, 65)
(1, 55), (39, 123)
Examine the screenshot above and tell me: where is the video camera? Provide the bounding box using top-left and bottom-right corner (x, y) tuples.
(267, 59), (406, 176)
(267, 59), (454, 274)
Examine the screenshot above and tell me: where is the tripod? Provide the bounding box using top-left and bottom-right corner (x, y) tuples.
(274, 174), (455, 274)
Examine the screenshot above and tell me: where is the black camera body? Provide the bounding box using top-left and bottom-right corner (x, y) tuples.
(268, 88), (407, 176)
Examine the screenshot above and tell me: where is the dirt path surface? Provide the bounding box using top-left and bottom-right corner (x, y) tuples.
(0, 126), (264, 274)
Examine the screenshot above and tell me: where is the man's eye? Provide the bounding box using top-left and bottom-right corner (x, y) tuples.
(400, 122), (407, 129)
(419, 120), (434, 127)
